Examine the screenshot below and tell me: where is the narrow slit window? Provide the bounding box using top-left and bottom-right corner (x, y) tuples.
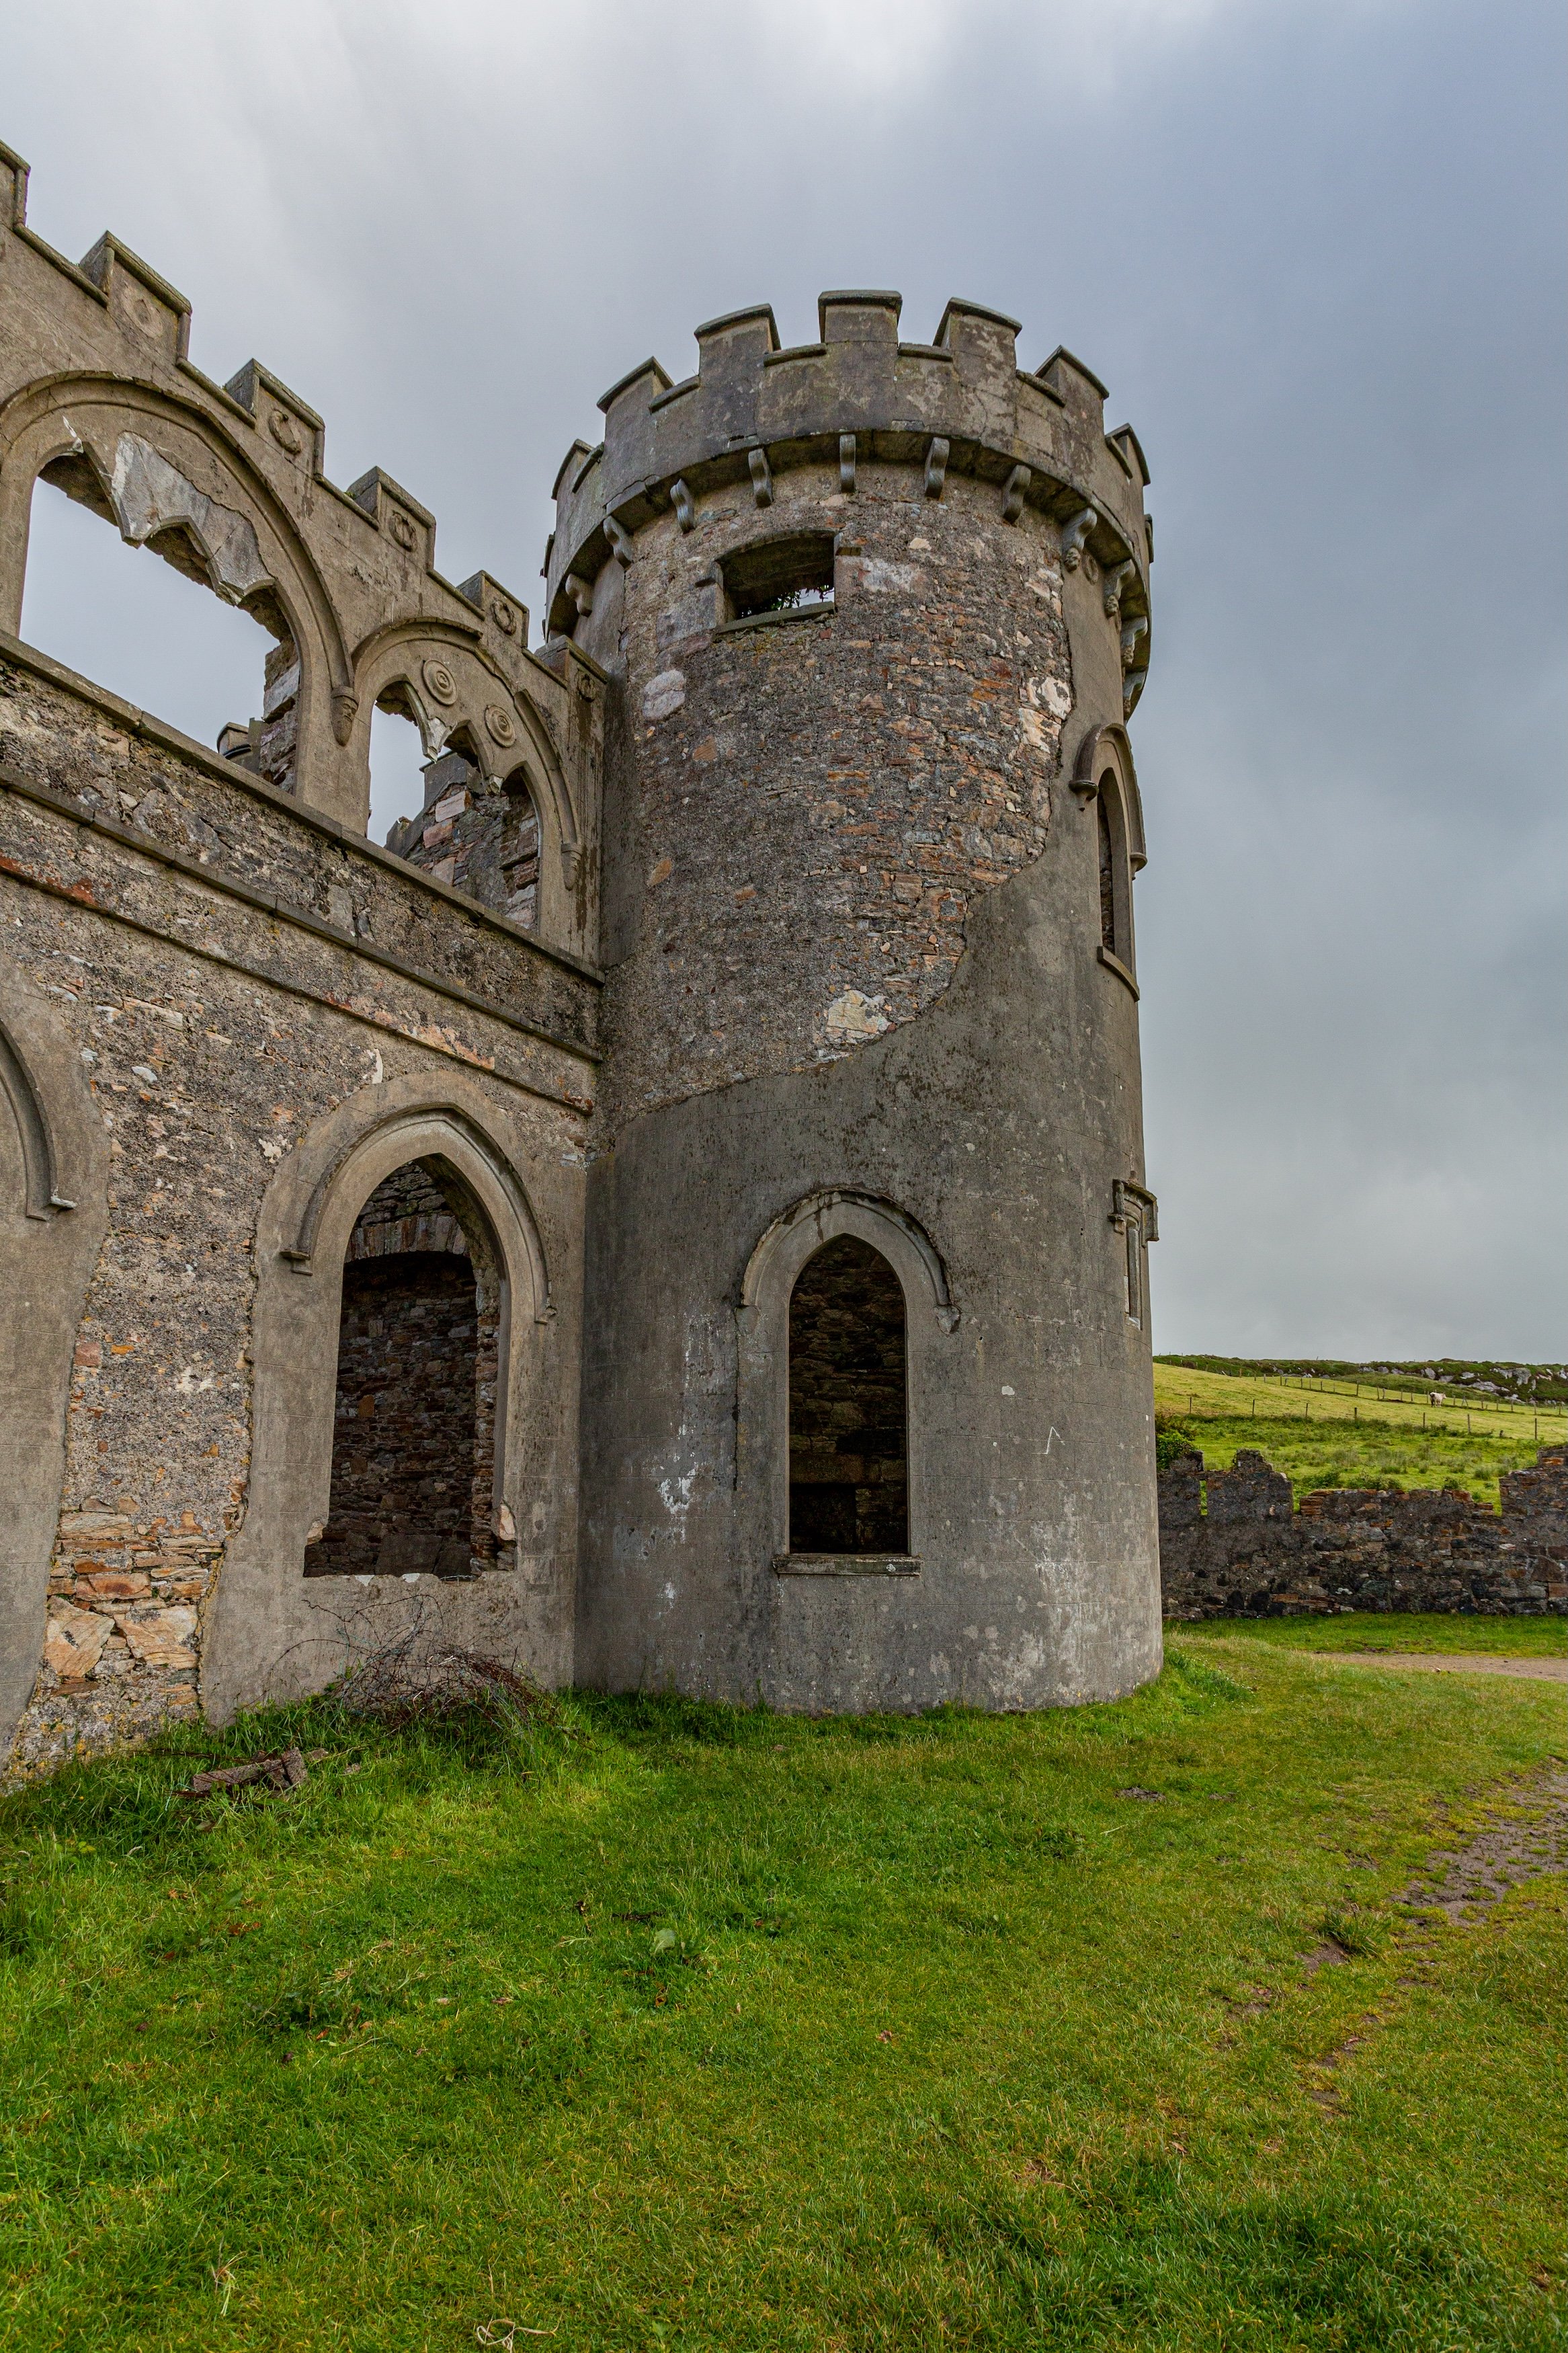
(1098, 793), (1117, 953)
(788, 1236), (909, 1554)
(1096, 772), (1133, 971)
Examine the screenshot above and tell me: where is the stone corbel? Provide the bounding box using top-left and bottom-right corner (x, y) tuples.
(1103, 560), (1135, 618)
(671, 478), (696, 533)
(567, 575), (594, 620)
(1120, 616), (1149, 672)
(561, 841), (584, 890)
(924, 437), (949, 499)
(1001, 463), (1031, 524)
(1122, 668), (1147, 719)
(839, 434), (856, 494)
(1060, 507), (1097, 569)
(749, 446), (774, 508)
(605, 514), (634, 568)
(331, 689), (360, 748)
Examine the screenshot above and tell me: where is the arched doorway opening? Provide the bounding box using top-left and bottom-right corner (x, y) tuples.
(787, 1236), (909, 1555)
(304, 1158), (502, 1579)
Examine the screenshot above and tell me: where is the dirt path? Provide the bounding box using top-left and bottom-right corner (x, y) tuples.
(1311, 1651), (1566, 1681)
(1397, 1766), (1568, 1918)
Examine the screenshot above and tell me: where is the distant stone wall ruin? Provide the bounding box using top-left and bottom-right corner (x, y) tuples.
(1159, 1445), (1567, 1618)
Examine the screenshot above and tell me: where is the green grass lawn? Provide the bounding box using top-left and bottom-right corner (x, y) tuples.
(1, 1658), (1563, 2352)
(1178, 1612), (1567, 1659)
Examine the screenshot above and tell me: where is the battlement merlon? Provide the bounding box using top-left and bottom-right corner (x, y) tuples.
(0, 138), (554, 838)
(544, 291), (1152, 627)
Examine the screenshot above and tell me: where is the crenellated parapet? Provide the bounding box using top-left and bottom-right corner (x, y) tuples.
(544, 289), (1151, 701)
(0, 138), (593, 894)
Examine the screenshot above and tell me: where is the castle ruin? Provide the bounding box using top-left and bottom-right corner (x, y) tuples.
(0, 141), (1161, 1772)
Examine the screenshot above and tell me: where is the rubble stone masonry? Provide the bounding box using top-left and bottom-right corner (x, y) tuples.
(1159, 1446), (1568, 1618)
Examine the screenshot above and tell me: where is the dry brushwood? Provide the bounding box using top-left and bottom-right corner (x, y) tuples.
(330, 1640), (560, 1732)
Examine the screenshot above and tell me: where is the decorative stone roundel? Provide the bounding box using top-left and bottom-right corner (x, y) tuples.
(490, 597), (518, 636)
(484, 704), (518, 748)
(269, 407), (304, 455)
(389, 510), (417, 551)
(421, 659), (458, 707)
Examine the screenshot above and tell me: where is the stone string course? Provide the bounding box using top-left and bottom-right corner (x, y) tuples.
(1159, 1445), (1568, 1618)
(0, 660), (595, 1068)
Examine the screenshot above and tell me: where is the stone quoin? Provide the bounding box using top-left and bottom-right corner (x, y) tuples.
(0, 139), (1164, 1774)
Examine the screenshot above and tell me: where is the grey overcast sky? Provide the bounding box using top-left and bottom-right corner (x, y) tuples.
(5, 0), (1565, 1359)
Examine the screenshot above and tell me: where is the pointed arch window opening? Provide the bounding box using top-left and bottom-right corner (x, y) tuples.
(21, 457), (300, 791)
(304, 1156), (503, 1580)
(787, 1235), (910, 1556)
(388, 742), (542, 933)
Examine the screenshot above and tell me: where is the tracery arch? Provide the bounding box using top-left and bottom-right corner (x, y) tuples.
(0, 373), (352, 795)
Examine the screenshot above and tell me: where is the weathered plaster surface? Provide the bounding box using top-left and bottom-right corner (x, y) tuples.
(1, 128), (1168, 1763)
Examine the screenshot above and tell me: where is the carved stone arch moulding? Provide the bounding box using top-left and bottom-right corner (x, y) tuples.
(0, 375), (354, 776)
(738, 1187), (956, 1336)
(354, 622), (583, 934)
(1069, 719), (1147, 871)
(733, 1188), (958, 1573)
(203, 1073), (561, 1724)
(0, 978), (110, 1759)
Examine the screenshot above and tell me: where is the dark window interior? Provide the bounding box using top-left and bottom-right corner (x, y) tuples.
(723, 532), (835, 620)
(305, 1160), (499, 1579)
(788, 1236), (909, 1554)
(1098, 788), (1118, 954)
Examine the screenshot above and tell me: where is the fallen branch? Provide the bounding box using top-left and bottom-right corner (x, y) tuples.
(182, 1746), (323, 1798)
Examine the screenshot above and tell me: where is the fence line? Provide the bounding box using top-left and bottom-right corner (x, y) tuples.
(1160, 1382), (1565, 1446)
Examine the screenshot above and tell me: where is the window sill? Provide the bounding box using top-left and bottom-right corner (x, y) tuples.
(773, 1554), (921, 1577)
(1098, 945), (1139, 998)
(716, 602), (835, 638)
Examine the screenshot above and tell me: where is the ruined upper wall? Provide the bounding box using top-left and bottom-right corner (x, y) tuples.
(544, 292), (1151, 699)
(0, 138), (596, 865)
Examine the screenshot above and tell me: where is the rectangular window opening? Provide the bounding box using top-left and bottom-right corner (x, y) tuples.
(723, 532), (836, 621)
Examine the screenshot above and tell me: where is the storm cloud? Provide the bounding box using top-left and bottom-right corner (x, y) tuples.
(7, 0), (1563, 1354)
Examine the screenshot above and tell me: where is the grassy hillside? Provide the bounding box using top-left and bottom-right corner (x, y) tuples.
(1153, 1361), (1565, 1509)
(0, 1667), (1563, 2350)
(1157, 1355), (1568, 1408)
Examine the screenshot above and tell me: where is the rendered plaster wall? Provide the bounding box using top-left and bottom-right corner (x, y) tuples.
(0, 664), (593, 1778)
(573, 457), (1160, 1712)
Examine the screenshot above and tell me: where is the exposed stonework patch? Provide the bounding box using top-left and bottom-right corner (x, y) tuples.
(390, 752), (542, 932)
(589, 463), (1073, 1132)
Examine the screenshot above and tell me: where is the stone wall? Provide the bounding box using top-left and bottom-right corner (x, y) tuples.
(1159, 1446), (1568, 1618)
(575, 462), (1075, 1133)
(3, 658), (594, 1778)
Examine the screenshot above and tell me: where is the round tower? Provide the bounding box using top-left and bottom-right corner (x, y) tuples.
(548, 290), (1160, 1712)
